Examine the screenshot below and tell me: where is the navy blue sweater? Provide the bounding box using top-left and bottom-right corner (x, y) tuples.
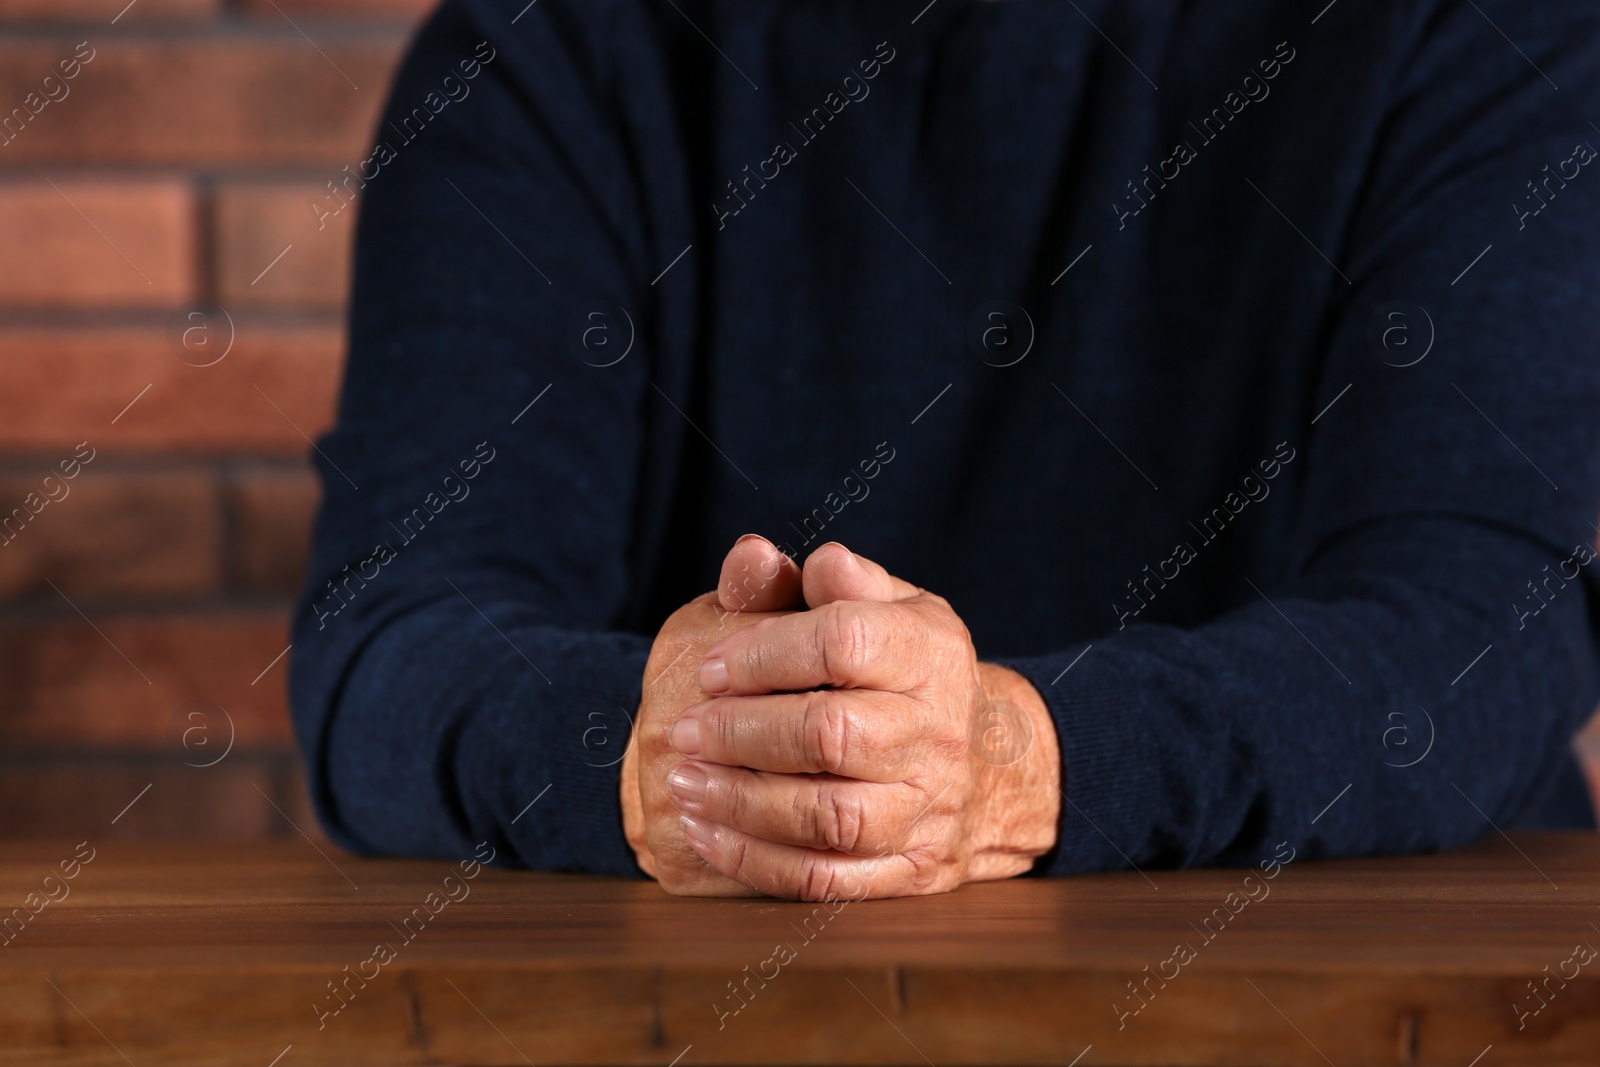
(291, 0), (1600, 878)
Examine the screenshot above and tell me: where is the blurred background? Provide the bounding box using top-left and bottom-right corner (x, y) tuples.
(0, 0), (1596, 848)
(0, 0), (433, 842)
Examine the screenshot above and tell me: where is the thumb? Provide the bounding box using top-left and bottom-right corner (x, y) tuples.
(716, 534), (803, 613)
(802, 541), (921, 607)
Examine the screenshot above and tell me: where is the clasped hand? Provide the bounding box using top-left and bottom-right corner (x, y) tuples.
(620, 537), (1060, 900)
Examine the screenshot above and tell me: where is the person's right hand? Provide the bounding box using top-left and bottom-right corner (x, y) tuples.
(620, 536), (802, 894)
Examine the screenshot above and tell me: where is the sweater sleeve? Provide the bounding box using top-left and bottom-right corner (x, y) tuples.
(998, 0), (1600, 874)
(288, 0), (685, 876)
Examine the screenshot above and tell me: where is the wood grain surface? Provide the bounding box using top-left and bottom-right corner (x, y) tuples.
(1, 834), (1597, 1066)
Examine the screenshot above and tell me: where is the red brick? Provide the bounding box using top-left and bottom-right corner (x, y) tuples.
(0, 35), (406, 165)
(0, 610), (294, 750)
(0, 181), (194, 310)
(0, 467), (221, 598)
(0, 0), (216, 19)
(242, 0), (435, 18)
(226, 464), (320, 594)
(0, 325), (342, 454)
(0, 753), (315, 840)
(214, 182), (354, 312)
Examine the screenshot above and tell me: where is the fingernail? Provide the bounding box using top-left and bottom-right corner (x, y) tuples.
(666, 762), (708, 808)
(734, 532), (767, 546)
(670, 715), (701, 755)
(699, 656), (729, 694)
(679, 813), (712, 851)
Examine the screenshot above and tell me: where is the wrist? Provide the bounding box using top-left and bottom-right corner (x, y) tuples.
(970, 662), (1062, 873)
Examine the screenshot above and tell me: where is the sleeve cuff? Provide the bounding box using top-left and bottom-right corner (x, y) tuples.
(460, 627), (653, 878)
(993, 645), (1169, 877)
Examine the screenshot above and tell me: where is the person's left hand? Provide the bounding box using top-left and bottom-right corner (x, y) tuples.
(663, 540), (1061, 900)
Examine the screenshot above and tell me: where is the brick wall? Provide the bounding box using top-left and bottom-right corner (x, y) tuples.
(1, 0), (1596, 846)
(0, 0), (433, 840)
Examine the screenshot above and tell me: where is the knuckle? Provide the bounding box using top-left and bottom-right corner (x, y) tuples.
(723, 833), (752, 881)
(720, 772), (749, 825)
(820, 603), (875, 682)
(703, 704), (735, 758)
(748, 627), (780, 685)
(810, 782), (868, 853)
(794, 855), (843, 903)
(725, 617), (776, 689)
(900, 844), (946, 893)
(799, 691), (853, 773)
(917, 596), (968, 654)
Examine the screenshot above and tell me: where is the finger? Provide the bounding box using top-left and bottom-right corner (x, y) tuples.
(636, 752), (763, 897)
(699, 599), (928, 695)
(719, 534), (803, 613)
(679, 814), (949, 901)
(667, 761), (927, 855)
(802, 541), (920, 608)
(669, 689), (923, 779)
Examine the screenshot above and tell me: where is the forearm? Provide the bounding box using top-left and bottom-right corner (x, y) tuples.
(292, 591), (651, 875)
(996, 517), (1600, 875)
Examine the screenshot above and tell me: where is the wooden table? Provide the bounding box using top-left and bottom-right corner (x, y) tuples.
(2, 835), (1598, 1066)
